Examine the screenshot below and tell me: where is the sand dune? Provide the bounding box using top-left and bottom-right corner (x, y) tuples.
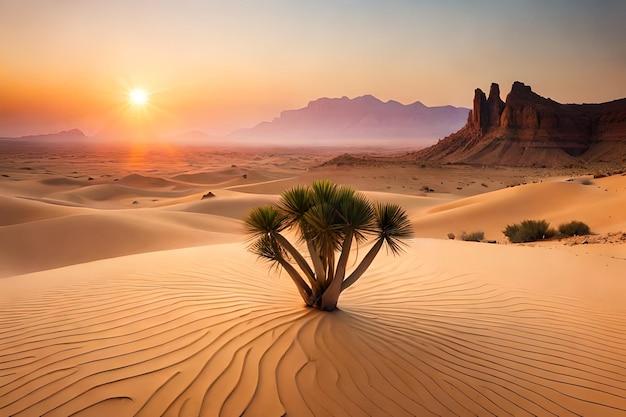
(168, 191), (279, 220)
(0, 195), (86, 226)
(172, 166), (292, 187)
(0, 210), (242, 277)
(50, 184), (179, 205)
(1, 241), (625, 416)
(411, 176), (626, 240)
(49, 183), (204, 208)
(39, 177), (86, 187)
(1, 145), (625, 416)
(117, 173), (184, 188)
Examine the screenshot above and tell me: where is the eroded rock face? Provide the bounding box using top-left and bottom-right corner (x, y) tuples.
(468, 88), (486, 130)
(487, 83), (506, 130)
(467, 83), (506, 133)
(415, 81), (626, 167)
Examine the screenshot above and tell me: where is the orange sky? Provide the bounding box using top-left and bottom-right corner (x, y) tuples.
(1, 1), (625, 138)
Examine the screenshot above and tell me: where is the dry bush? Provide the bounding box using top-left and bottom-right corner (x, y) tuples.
(504, 220), (556, 243)
(558, 220), (591, 237)
(460, 231), (484, 242)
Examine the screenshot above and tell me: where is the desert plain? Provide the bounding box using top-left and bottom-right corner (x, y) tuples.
(1, 141), (625, 416)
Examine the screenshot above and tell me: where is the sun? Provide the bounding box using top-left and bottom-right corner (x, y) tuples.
(128, 88), (148, 106)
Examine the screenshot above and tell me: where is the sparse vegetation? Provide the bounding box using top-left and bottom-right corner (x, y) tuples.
(580, 178), (594, 185)
(558, 220), (591, 237)
(503, 219), (556, 243)
(461, 231), (485, 242)
(421, 185), (434, 193)
(447, 232), (456, 240)
(245, 180), (413, 311)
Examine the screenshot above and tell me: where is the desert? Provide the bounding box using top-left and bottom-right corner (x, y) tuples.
(3, 2), (626, 415)
(1, 140), (625, 416)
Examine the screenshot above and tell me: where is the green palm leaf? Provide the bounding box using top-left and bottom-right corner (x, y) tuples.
(278, 185), (313, 228)
(304, 201), (344, 252)
(244, 205), (287, 239)
(249, 234), (283, 262)
(311, 179), (339, 204)
(373, 202), (414, 255)
(336, 191), (375, 242)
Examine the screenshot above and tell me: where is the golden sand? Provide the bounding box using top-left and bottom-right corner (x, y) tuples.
(1, 143), (625, 416)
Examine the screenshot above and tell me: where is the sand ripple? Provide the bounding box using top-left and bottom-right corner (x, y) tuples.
(1, 244), (625, 416)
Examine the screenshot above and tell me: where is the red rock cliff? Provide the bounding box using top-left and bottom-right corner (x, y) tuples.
(416, 81), (626, 167)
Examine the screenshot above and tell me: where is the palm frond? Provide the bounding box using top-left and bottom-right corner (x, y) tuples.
(304, 202), (344, 251)
(244, 205), (287, 239)
(278, 185), (313, 227)
(373, 202), (414, 255)
(248, 235), (284, 262)
(333, 184), (356, 203)
(311, 179), (339, 204)
(336, 191), (375, 242)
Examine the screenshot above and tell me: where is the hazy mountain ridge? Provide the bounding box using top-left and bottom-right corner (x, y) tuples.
(230, 95), (469, 146)
(2, 129), (86, 141)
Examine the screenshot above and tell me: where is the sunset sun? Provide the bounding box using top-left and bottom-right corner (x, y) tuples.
(128, 88), (148, 106)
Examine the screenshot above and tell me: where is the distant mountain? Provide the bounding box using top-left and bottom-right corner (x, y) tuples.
(230, 95), (469, 146)
(414, 82), (626, 167)
(7, 129), (86, 141)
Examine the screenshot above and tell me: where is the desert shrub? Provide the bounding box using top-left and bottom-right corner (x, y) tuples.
(580, 178), (594, 185)
(503, 219), (556, 243)
(421, 185), (434, 193)
(460, 231), (484, 242)
(558, 220), (591, 237)
(447, 232), (456, 240)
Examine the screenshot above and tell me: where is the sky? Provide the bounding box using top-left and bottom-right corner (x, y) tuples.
(1, 0), (625, 137)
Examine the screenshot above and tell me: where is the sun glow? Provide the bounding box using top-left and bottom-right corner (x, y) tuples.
(129, 88), (148, 106)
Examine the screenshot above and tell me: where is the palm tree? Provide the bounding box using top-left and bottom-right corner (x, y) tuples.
(245, 180), (413, 311)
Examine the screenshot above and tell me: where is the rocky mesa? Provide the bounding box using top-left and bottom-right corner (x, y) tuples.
(415, 81), (626, 167)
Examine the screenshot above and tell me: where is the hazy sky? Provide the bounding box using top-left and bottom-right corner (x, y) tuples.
(1, 0), (625, 137)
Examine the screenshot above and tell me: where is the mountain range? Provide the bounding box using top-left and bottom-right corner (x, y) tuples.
(3, 96), (469, 147)
(229, 95), (469, 146)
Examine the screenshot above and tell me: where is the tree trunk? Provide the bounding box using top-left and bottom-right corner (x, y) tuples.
(271, 239), (313, 305)
(277, 257), (314, 305)
(319, 230), (353, 311)
(325, 248), (335, 289)
(340, 238), (383, 292)
(274, 233), (317, 287)
(306, 238), (326, 285)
